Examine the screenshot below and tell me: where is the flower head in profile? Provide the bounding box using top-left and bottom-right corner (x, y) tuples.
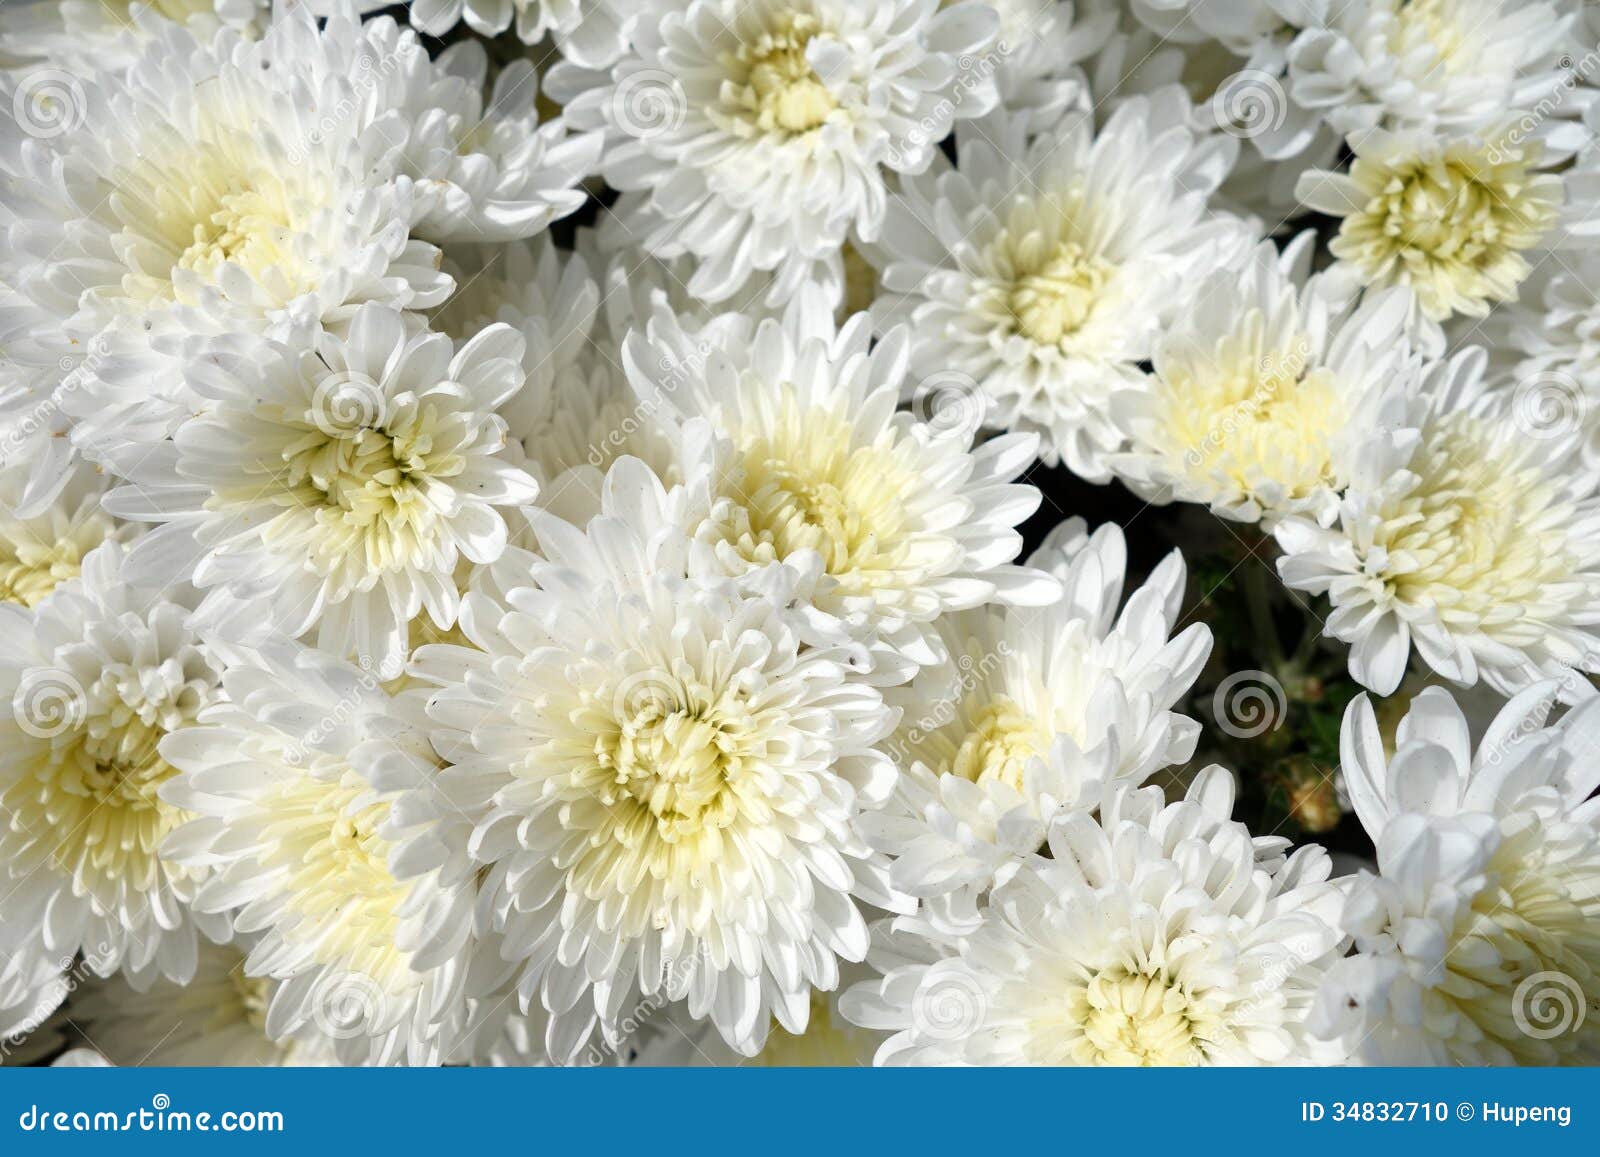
(105, 304), (539, 674)
(161, 645), (478, 1066)
(844, 768), (1348, 1065)
(1313, 685), (1600, 1065)
(413, 456), (910, 1061)
(1275, 348), (1600, 701)
(870, 95), (1250, 476)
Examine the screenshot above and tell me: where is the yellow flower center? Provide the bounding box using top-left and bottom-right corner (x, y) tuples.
(600, 682), (753, 844)
(0, 539), (88, 607)
(176, 187), (295, 286)
(945, 696), (1051, 791)
(1331, 140), (1556, 319)
(6, 711), (186, 896)
(726, 15), (838, 134)
(712, 393), (916, 599)
(1071, 967), (1216, 1066)
(1155, 329), (1348, 507)
(1008, 241), (1115, 345)
(1373, 412), (1572, 626)
(1389, 0), (1473, 73)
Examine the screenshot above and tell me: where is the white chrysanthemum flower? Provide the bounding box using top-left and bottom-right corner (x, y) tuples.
(0, 941), (73, 1050)
(0, 13), (454, 454)
(1287, 0), (1573, 139)
(1313, 685), (1600, 1064)
(160, 645), (479, 1066)
(556, 0), (1001, 306)
(353, 20), (604, 245)
(0, 541), (226, 987)
(869, 96), (1250, 477)
(0, 0), (266, 72)
(0, 464), (119, 608)
(63, 937), (341, 1066)
(104, 304), (539, 674)
(1275, 347), (1600, 701)
(843, 768), (1348, 1065)
(865, 518), (1211, 930)
(622, 296), (1057, 668)
(3, 9), (601, 462)
(406, 0), (635, 66)
(1107, 235), (1422, 526)
(413, 457), (911, 1061)
(1296, 127), (1563, 322)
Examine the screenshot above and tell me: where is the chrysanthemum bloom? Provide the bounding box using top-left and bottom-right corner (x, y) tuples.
(1275, 347), (1600, 701)
(865, 518), (1211, 930)
(62, 937), (340, 1066)
(1296, 127), (1563, 322)
(0, 465), (119, 608)
(967, 0), (1114, 133)
(1, 8), (598, 461)
(1287, 0), (1573, 139)
(843, 768), (1348, 1065)
(160, 646), (479, 1066)
(869, 95), (1250, 476)
(1107, 236), (1423, 526)
(621, 296), (1056, 669)
(104, 304), (540, 674)
(0, 541), (227, 987)
(413, 457), (911, 1061)
(1313, 685), (1600, 1064)
(555, 0), (1002, 305)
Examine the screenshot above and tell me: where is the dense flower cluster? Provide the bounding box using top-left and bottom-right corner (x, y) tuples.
(2, 0), (1597, 1068)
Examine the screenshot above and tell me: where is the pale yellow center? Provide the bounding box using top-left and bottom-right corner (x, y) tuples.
(713, 392), (916, 599)
(1372, 412), (1571, 621)
(1008, 241), (1114, 345)
(945, 696), (1051, 791)
(1068, 967), (1217, 1066)
(726, 15), (838, 134)
(1331, 142), (1556, 319)
(0, 538), (88, 607)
